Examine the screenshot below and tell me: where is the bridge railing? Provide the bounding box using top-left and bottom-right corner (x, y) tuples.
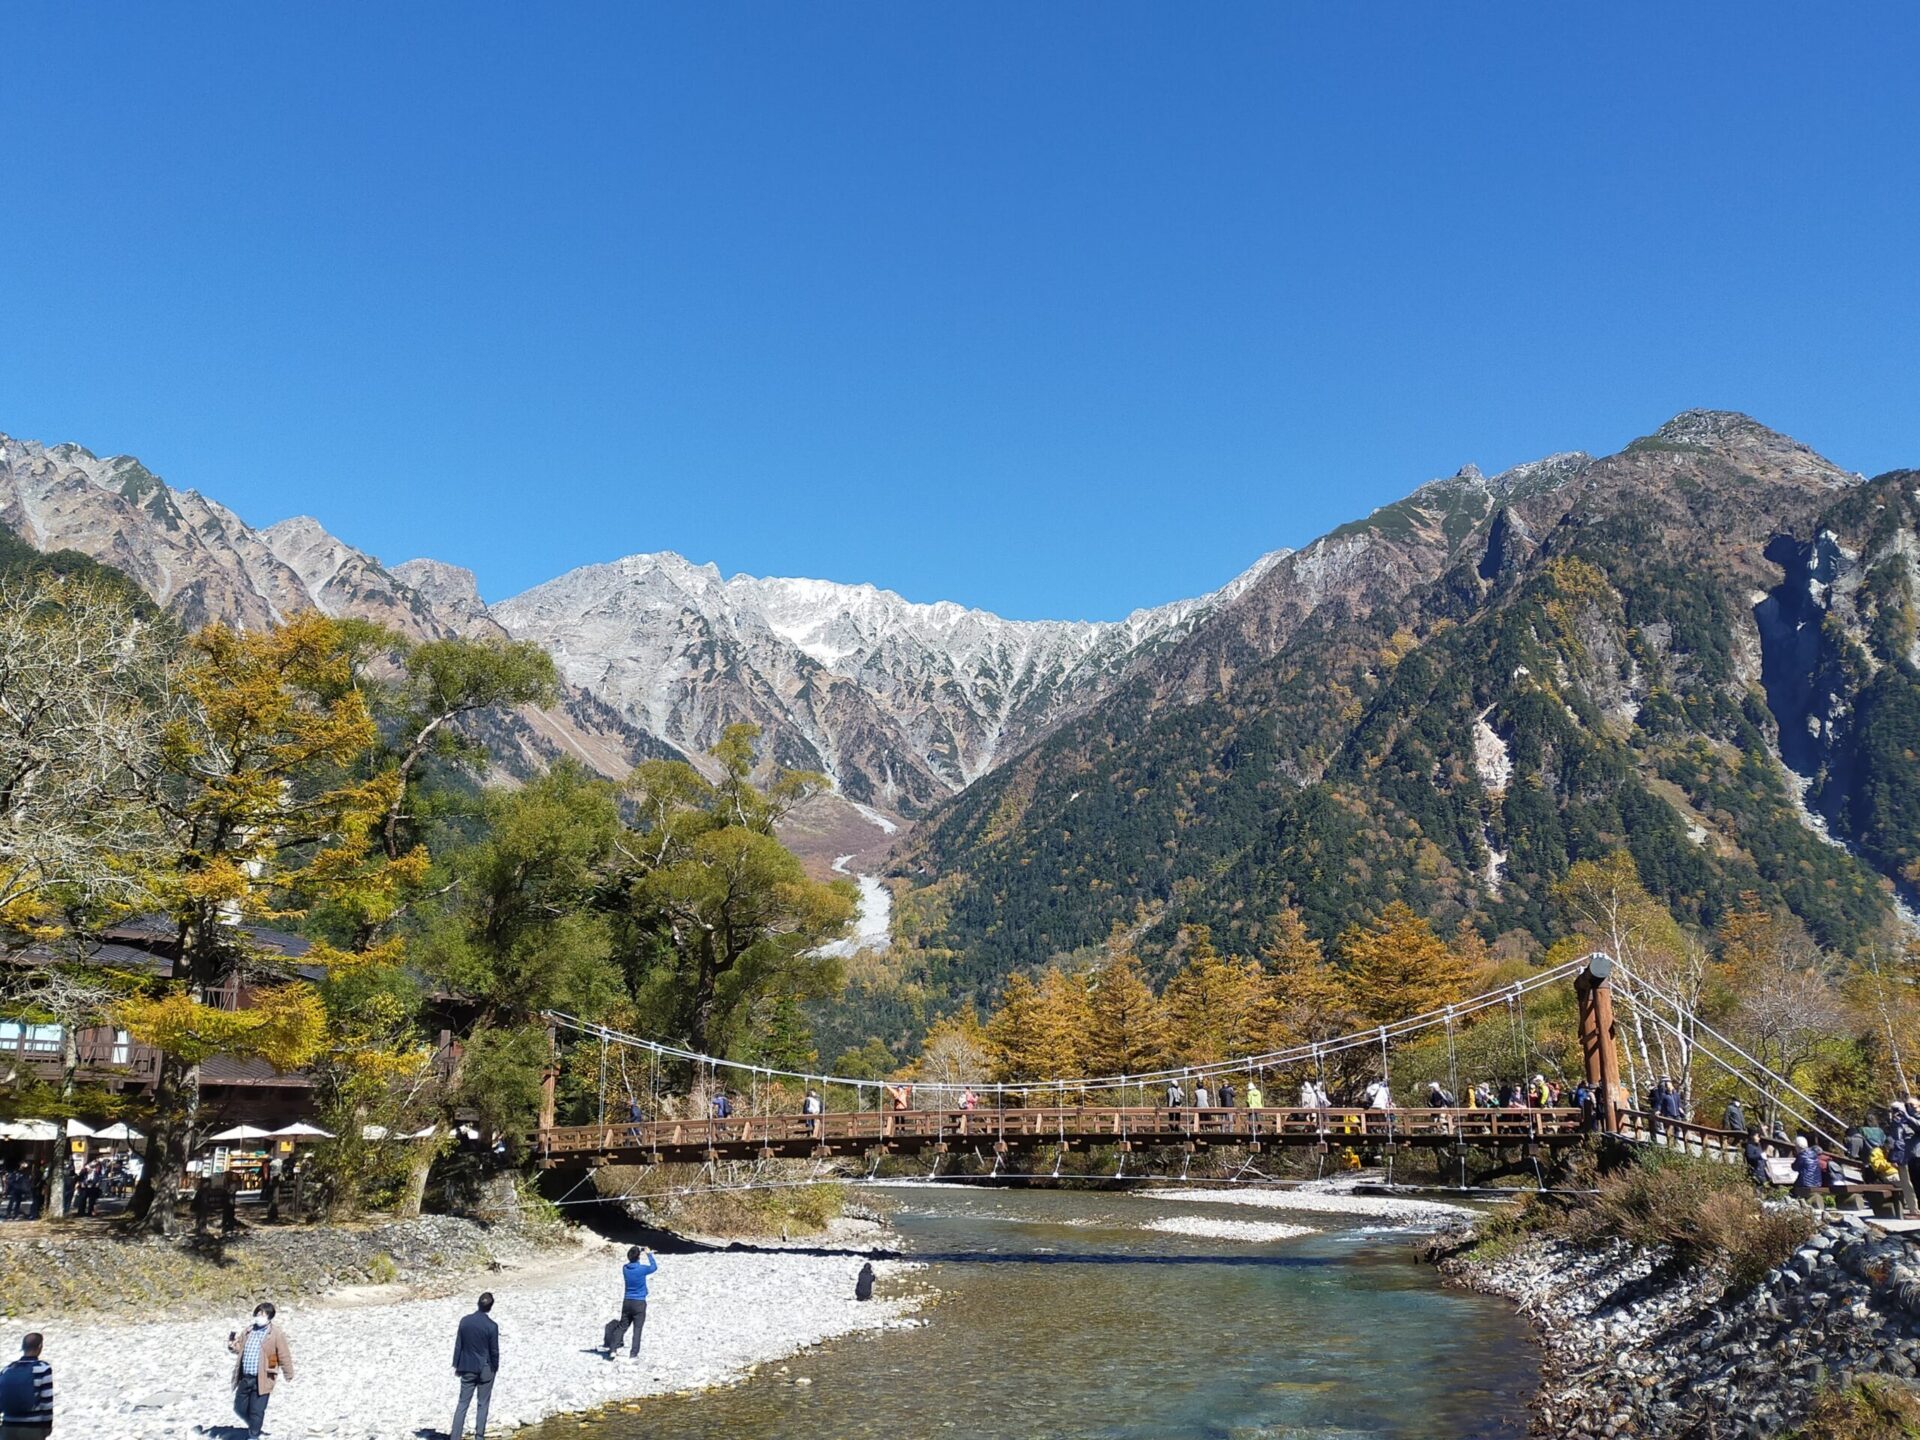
(1617, 1109), (1763, 1164)
(536, 1104), (1586, 1160)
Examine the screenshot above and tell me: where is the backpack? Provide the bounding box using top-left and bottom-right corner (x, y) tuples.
(0, 1359), (41, 1420)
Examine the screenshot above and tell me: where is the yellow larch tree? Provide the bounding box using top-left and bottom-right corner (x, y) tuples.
(120, 615), (419, 1234)
(1260, 906), (1353, 1048)
(1162, 926), (1274, 1066)
(1086, 943), (1171, 1081)
(1336, 902), (1475, 1031)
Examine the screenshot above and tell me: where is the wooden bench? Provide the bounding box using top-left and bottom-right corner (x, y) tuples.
(1830, 1181), (1902, 1216)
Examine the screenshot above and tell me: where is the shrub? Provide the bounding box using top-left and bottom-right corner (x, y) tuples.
(1560, 1149), (1812, 1286)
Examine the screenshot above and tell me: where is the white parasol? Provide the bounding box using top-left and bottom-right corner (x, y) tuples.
(204, 1124), (272, 1143)
(270, 1122), (335, 1140)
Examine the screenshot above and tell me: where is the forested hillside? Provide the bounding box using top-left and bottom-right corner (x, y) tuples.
(885, 412), (1910, 1014)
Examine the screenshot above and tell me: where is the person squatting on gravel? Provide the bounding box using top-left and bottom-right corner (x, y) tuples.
(227, 1301), (293, 1440)
(606, 1246), (657, 1360)
(0, 1332), (53, 1438)
(451, 1291), (500, 1439)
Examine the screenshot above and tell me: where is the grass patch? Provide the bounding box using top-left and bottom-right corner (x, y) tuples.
(1786, 1378), (1920, 1439)
(1562, 1148), (1813, 1288)
(598, 1164), (845, 1239)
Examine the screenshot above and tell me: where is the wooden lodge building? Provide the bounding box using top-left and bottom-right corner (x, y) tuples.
(3, 918), (466, 1131)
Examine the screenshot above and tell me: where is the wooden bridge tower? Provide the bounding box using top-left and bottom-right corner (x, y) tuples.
(1574, 952), (1624, 1132)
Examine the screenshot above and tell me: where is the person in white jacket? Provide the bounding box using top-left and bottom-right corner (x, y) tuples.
(1363, 1078), (1393, 1109)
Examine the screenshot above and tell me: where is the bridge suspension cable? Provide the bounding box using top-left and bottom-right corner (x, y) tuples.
(1611, 961), (1851, 1143)
(543, 957), (1587, 1097)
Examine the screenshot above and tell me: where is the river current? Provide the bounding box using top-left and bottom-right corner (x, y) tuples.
(531, 1184), (1537, 1440)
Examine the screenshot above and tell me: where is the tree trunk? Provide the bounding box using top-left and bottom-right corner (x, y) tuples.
(59, 1025), (78, 1100)
(42, 1029), (82, 1222)
(689, 958), (720, 1057)
(131, 1053), (198, 1236)
(392, 1130), (439, 1219)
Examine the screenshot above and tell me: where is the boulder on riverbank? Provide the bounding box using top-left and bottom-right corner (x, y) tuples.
(1440, 1215), (1920, 1438)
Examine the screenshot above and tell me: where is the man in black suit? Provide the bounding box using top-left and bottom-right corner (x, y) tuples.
(450, 1292), (500, 1439)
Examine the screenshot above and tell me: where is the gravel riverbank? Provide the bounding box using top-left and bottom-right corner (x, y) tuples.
(1440, 1214), (1920, 1437)
(25, 1231), (919, 1438)
(1146, 1182), (1478, 1225)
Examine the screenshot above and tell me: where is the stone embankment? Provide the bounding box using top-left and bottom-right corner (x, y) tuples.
(1441, 1217), (1920, 1437)
(0, 1212), (566, 1319)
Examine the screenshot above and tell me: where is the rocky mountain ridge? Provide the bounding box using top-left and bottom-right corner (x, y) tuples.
(0, 430), (1294, 812)
(886, 410), (1900, 1005)
(492, 546), (1289, 815)
(0, 433), (662, 780)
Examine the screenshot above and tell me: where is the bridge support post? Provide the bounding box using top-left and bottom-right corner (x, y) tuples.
(1575, 953), (1624, 1133)
(537, 1020), (559, 1133)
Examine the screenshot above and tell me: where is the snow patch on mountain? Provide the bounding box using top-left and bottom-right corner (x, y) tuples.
(850, 802), (900, 836)
(492, 546), (1294, 812)
(1473, 708), (1513, 794)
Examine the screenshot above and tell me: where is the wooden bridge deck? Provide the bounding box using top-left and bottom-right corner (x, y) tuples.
(537, 1105), (1588, 1167)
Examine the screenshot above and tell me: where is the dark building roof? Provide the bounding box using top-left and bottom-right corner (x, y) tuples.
(6, 917), (325, 983)
(199, 1055), (312, 1087)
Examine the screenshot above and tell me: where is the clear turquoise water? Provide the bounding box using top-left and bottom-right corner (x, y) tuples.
(528, 1185), (1537, 1440)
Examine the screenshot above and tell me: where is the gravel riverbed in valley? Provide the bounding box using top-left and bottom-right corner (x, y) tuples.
(1145, 1183), (1479, 1225)
(28, 1237), (918, 1439)
(1442, 1214), (1920, 1437)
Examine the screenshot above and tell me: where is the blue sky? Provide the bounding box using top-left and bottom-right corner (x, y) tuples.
(3, 6), (1917, 620)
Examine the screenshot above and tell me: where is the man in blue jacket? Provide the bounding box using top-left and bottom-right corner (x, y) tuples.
(608, 1246), (657, 1360)
(450, 1292), (499, 1439)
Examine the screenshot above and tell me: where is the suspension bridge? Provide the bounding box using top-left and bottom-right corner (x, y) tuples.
(532, 952), (1875, 1200)
(537, 1101), (1587, 1167)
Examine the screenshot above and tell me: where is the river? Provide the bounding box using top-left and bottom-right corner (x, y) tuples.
(525, 1184), (1539, 1440)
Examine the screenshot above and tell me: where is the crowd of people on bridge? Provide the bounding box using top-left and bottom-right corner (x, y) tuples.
(1631, 1076), (1920, 1216)
(1150, 1073), (1575, 1115)
(619, 1069), (1602, 1137)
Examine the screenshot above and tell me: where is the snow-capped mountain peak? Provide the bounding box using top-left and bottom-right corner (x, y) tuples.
(0, 427), (1299, 819)
(491, 547), (1289, 809)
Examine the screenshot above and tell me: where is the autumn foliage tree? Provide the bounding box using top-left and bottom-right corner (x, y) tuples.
(915, 1011), (991, 1093)
(987, 969), (1091, 1088)
(122, 616), (421, 1233)
(948, 907), (1513, 1098)
(1085, 942), (1170, 1081)
(1336, 903), (1477, 1030)
(1162, 926), (1273, 1065)
(1261, 906), (1352, 1047)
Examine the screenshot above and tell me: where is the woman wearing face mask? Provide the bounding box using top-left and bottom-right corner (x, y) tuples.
(226, 1301), (294, 1439)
